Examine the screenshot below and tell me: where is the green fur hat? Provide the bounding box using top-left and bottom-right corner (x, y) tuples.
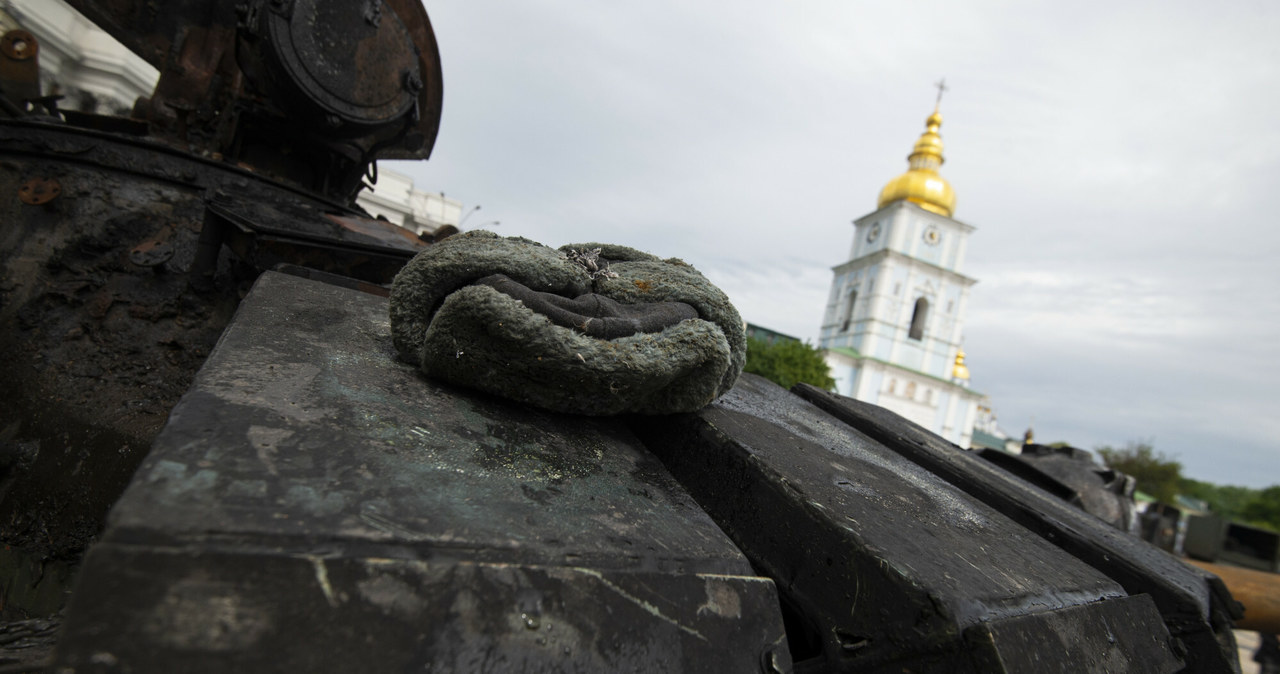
(389, 231), (745, 415)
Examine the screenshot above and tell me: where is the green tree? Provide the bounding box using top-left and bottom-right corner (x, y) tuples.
(1178, 478), (1258, 521)
(1240, 486), (1280, 532)
(1175, 479), (1280, 532)
(1096, 441), (1183, 503)
(743, 337), (835, 391)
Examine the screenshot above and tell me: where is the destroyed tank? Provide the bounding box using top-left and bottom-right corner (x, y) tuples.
(0, 2), (1247, 671)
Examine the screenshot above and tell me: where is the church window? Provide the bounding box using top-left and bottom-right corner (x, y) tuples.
(893, 283), (901, 296)
(841, 291), (858, 332)
(946, 300), (953, 314)
(908, 297), (929, 340)
(886, 378), (896, 395)
(924, 389), (933, 404)
(905, 381), (917, 399)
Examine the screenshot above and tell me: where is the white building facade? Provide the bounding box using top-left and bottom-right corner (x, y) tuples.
(0, 0), (157, 116)
(354, 169), (463, 239)
(819, 108), (984, 447)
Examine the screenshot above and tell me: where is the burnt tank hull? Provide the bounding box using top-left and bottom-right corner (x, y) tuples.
(38, 268), (1238, 673)
(0, 1), (1248, 670)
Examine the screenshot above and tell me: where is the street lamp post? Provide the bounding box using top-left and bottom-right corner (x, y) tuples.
(459, 205), (481, 228)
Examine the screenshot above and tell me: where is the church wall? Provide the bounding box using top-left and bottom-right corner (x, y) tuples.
(949, 286), (972, 345)
(959, 396), (979, 448)
(820, 108), (983, 447)
(875, 369), (941, 432)
(953, 231), (969, 272)
(914, 228), (945, 266)
(930, 353), (950, 379)
(944, 234), (963, 271)
(850, 218), (889, 259)
(896, 342), (925, 371)
(825, 352), (979, 445)
(886, 210), (907, 253)
(823, 351), (859, 398)
(860, 368), (882, 403)
(935, 390), (953, 439)
(832, 365), (854, 397)
(872, 333), (892, 360)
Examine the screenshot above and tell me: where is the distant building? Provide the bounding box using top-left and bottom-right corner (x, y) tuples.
(818, 105), (985, 447)
(969, 403), (1022, 453)
(2, 0), (462, 238)
(356, 170), (463, 240)
(0, 0), (157, 116)
(744, 323), (800, 346)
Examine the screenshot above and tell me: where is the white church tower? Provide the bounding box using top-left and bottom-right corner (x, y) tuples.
(819, 97), (984, 447)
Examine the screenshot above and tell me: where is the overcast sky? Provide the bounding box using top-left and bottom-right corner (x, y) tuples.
(392, 0), (1280, 488)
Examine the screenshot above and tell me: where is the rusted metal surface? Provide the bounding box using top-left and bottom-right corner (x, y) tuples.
(63, 0), (442, 201)
(245, 0), (421, 126)
(128, 224), (177, 267)
(0, 131), (245, 576)
(1187, 560), (1280, 634)
(0, 29), (42, 109)
(208, 194), (425, 256)
(206, 192), (426, 284)
(380, 0), (444, 160)
(59, 0), (221, 69)
(141, 23), (240, 144)
(17, 177), (59, 205)
(0, 29), (37, 61)
(325, 212), (426, 249)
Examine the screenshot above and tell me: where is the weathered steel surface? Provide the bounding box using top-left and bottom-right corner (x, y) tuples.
(62, 548), (786, 673)
(63, 0), (443, 198)
(629, 374), (1181, 673)
(0, 121), (348, 209)
(0, 124), (245, 572)
(966, 594), (1182, 673)
(793, 383), (1242, 673)
(208, 191), (425, 284)
(53, 271), (790, 672)
(999, 443), (1139, 533)
(210, 192), (425, 257)
(0, 121), (423, 584)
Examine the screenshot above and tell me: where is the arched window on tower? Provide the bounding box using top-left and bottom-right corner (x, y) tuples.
(908, 297), (929, 340)
(841, 290), (858, 332)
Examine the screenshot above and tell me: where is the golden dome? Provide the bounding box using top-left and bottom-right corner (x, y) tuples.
(952, 348), (970, 381)
(877, 109), (956, 217)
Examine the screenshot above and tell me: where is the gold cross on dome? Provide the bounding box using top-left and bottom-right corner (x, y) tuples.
(934, 78), (948, 109)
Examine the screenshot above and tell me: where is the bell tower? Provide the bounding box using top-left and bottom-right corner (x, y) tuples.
(819, 89), (984, 447)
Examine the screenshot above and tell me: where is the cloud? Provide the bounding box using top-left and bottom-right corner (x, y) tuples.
(399, 0), (1280, 487)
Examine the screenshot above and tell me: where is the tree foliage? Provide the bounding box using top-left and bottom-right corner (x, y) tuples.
(743, 337), (835, 391)
(1096, 441), (1183, 503)
(1179, 479), (1258, 520)
(1180, 480), (1280, 532)
(1240, 486), (1280, 532)
(1097, 443), (1280, 532)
